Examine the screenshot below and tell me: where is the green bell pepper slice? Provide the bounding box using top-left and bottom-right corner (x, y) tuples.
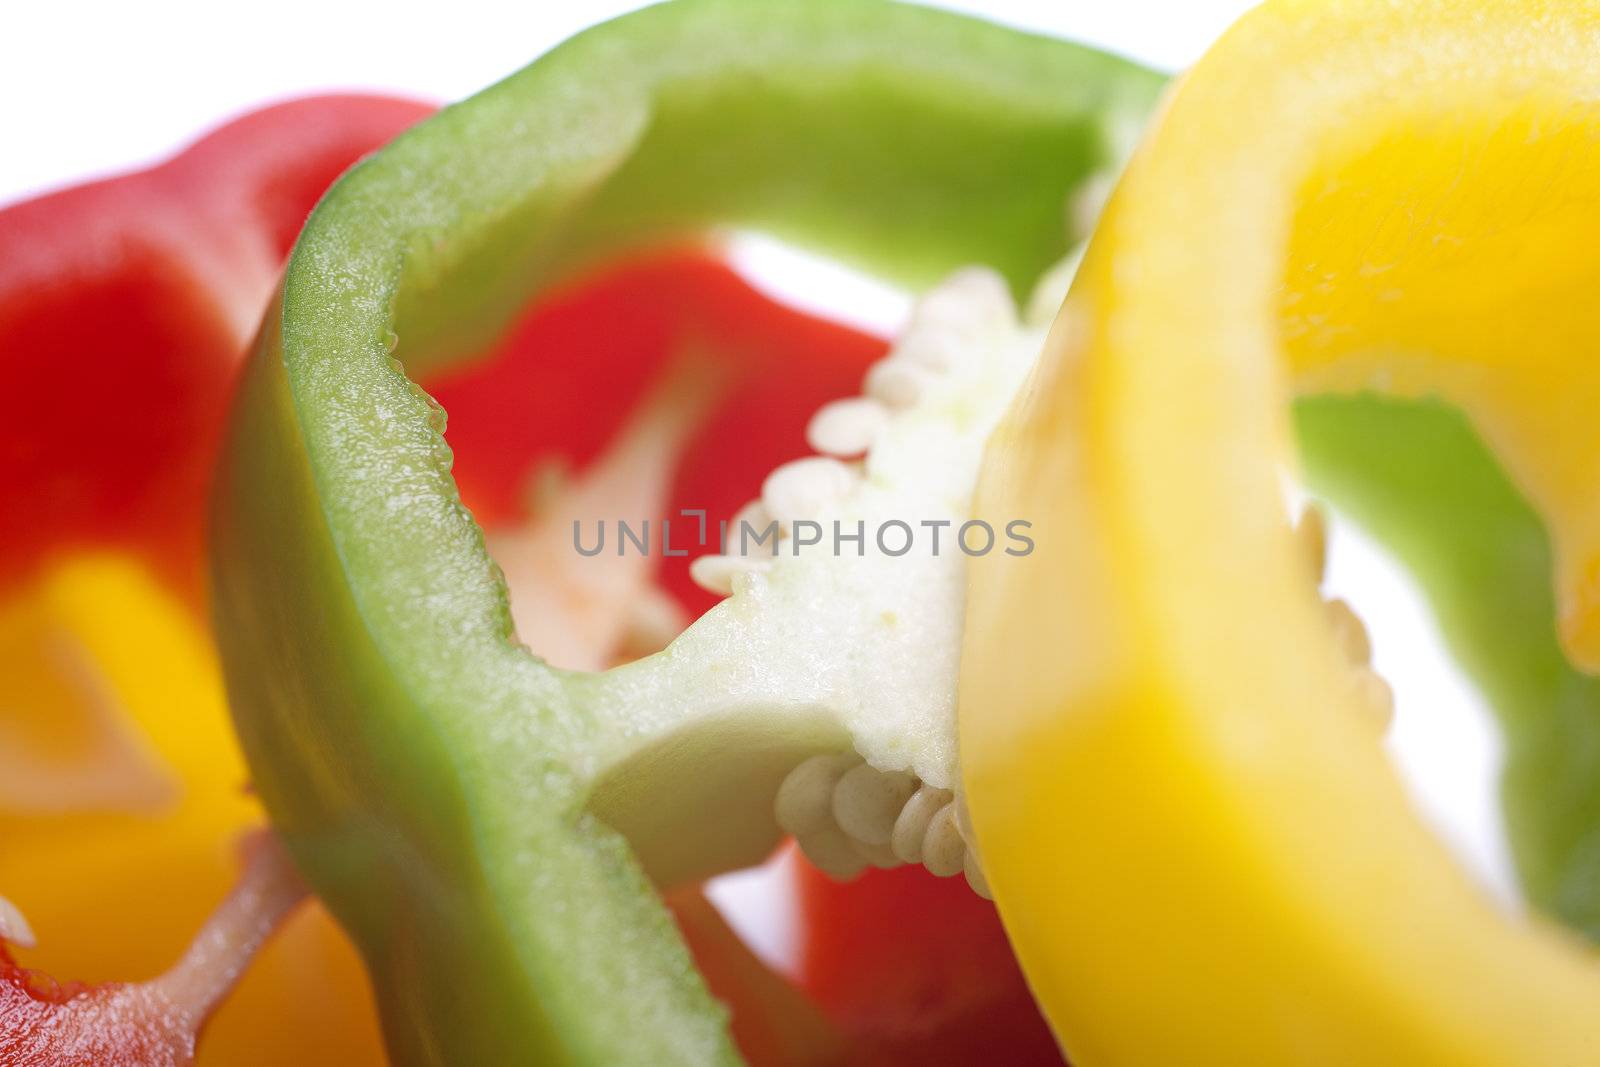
(209, 2), (1161, 1062)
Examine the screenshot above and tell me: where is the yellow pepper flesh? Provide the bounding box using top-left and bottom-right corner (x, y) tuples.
(0, 556), (385, 1065)
(962, 1), (1600, 1063)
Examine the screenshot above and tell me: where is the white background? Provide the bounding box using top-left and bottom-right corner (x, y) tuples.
(1, 1), (1256, 204)
(0, 0), (1517, 955)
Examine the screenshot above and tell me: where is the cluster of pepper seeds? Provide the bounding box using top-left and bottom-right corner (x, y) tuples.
(775, 752), (990, 898)
(688, 267), (1020, 597)
(685, 266), (1037, 896)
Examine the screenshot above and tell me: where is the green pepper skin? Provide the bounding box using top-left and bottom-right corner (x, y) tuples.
(210, 3), (1162, 1062)
(1298, 395), (1600, 942)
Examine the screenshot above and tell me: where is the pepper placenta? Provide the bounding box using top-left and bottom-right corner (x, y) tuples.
(210, 1), (1158, 1062)
(961, 0), (1600, 1062)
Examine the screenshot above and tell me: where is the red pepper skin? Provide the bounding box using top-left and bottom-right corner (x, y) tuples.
(1, 834), (307, 1067)
(1, 949), (171, 1067)
(668, 855), (1060, 1067)
(425, 248), (885, 614)
(797, 862), (1062, 1065)
(0, 95), (432, 602)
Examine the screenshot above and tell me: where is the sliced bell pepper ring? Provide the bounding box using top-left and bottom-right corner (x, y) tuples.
(962, 0), (1600, 1062)
(210, 1), (1160, 1061)
(0, 96), (430, 1066)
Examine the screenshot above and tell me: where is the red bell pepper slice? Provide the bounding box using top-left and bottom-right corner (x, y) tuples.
(0, 94), (430, 1066)
(0, 94), (432, 602)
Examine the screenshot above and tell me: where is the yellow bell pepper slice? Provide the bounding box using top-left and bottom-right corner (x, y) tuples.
(0, 555), (385, 1065)
(962, 0), (1600, 1063)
